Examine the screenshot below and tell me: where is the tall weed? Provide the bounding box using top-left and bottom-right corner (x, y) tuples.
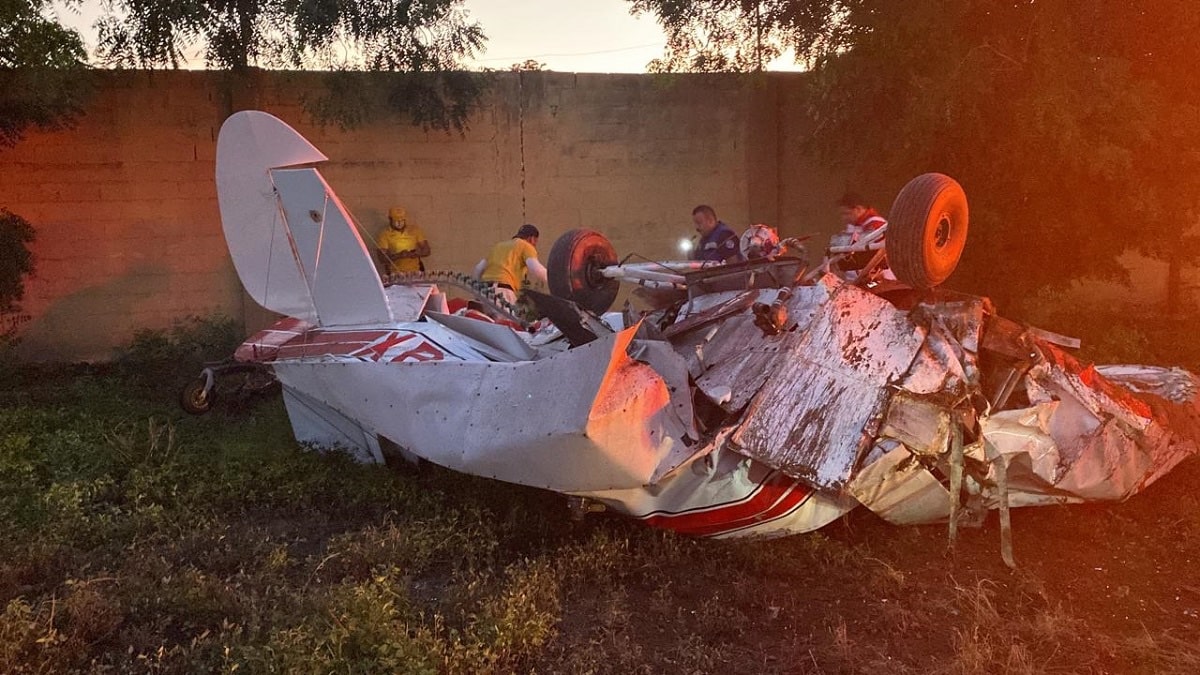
(114, 315), (242, 392)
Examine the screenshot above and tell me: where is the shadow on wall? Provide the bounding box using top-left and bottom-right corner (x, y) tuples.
(16, 262), (176, 362)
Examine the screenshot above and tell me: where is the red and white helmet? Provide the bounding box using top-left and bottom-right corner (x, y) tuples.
(740, 224), (782, 259)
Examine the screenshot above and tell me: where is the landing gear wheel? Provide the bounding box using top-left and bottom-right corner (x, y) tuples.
(180, 376), (214, 415)
(548, 228), (620, 314)
(887, 173), (969, 289)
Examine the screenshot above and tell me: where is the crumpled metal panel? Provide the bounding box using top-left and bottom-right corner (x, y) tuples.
(384, 285), (438, 323)
(675, 310), (772, 403)
(678, 285), (830, 412)
(730, 278), (926, 491)
(1096, 365), (1200, 403)
(424, 311), (537, 362)
(1025, 349), (1152, 460)
(879, 392), (954, 456)
(978, 404), (1070, 508)
(897, 297), (985, 396)
(1094, 365), (1200, 490)
(627, 339), (705, 482)
(1030, 351), (1154, 430)
(848, 443), (952, 524)
(273, 325), (696, 493)
(984, 405), (1063, 483)
(974, 404), (1153, 507)
(1053, 418), (1158, 501)
(662, 290), (758, 339)
(1021, 349), (1200, 501)
(968, 351), (1200, 508)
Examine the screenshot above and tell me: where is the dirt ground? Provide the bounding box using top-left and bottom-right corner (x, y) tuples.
(531, 454), (1200, 674)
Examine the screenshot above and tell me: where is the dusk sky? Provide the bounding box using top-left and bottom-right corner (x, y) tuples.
(50, 0), (801, 73)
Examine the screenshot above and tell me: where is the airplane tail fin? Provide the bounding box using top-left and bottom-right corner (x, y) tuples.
(216, 111), (392, 327)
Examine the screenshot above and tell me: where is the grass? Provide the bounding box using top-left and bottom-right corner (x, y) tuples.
(1, 320), (1199, 673)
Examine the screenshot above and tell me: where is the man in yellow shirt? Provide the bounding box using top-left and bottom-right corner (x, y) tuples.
(472, 224), (548, 304)
(377, 206), (431, 274)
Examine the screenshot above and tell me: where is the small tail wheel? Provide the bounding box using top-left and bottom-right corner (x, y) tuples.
(887, 173), (969, 289)
(547, 228), (620, 314)
(180, 376), (215, 415)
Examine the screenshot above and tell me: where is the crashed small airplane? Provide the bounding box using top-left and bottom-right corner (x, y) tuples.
(187, 111), (1200, 547)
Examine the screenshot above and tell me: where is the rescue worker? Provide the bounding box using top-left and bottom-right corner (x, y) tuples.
(690, 205), (744, 263)
(472, 224), (548, 304)
(834, 192), (891, 279)
(377, 206), (431, 274)
(837, 192), (888, 236)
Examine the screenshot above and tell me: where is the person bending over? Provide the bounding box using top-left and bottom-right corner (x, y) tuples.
(472, 224), (548, 304)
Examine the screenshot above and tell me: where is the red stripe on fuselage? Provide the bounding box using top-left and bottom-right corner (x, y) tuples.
(239, 327), (399, 361)
(639, 473), (812, 537)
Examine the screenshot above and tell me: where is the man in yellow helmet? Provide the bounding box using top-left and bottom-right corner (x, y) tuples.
(377, 206), (431, 274)
(472, 224), (548, 304)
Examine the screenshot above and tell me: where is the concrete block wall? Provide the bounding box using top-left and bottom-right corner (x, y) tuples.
(1, 72), (239, 361)
(1, 70), (839, 361)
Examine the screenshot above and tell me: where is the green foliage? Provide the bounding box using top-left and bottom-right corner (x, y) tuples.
(1013, 285), (1200, 369)
(96, 0), (488, 131)
(1, 2), (88, 369)
(631, 1), (785, 72)
(1015, 286), (1155, 365)
(0, 0), (91, 147)
(509, 59), (546, 72)
(304, 69), (488, 134)
(631, 1), (1200, 307)
(113, 314), (241, 384)
(0, 209), (35, 316)
(0, 368), (564, 673)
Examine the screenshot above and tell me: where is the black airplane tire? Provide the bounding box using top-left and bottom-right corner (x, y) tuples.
(887, 173), (969, 289)
(547, 228), (620, 314)
(180, 376), (214, 415)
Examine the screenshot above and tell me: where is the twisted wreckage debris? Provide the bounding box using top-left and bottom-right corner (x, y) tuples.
(188, 111), (1200, 555)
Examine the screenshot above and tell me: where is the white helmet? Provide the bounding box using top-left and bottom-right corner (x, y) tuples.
(740, 224), (782, 259)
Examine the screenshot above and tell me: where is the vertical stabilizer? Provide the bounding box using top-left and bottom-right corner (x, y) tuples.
(216, 111), (392, 327)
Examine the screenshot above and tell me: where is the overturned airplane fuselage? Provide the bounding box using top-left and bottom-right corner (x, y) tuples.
(204, 111), (1200, 540)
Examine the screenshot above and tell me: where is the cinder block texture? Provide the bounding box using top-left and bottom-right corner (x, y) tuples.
(2, 70), (848, 361)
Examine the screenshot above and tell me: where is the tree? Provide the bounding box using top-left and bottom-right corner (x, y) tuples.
(0, 209), (35, 319)
(1, 0), (90, 147)
(1, 1), (91, 333)
(630, 1), (784, 72)
(631, 1), (1200, 309)
(510, 59), (545, 72)
(95, 0), (488, 131)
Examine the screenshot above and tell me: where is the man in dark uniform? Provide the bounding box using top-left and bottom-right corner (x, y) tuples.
(690, 205), (744, 263)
